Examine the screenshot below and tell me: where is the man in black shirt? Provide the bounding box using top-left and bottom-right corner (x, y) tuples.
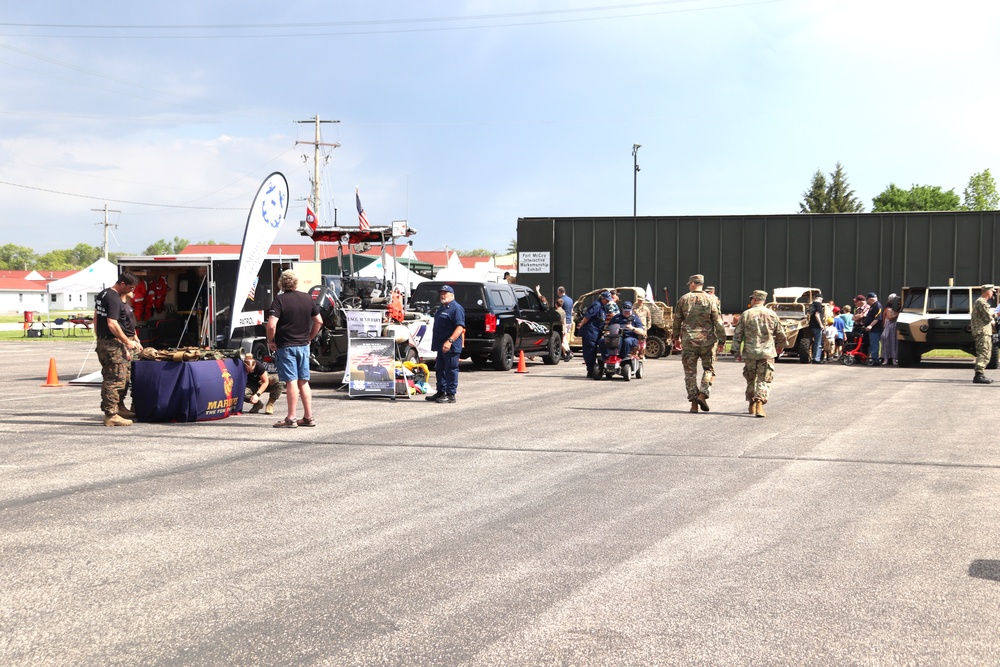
(94, 272), (141, 426)
(267, 270), (322, 427)
(242, 353), (284, 414)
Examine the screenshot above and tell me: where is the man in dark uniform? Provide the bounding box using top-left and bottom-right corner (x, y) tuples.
(427, 285), (465, 404)
(94, 272), (142, 426)
(578, 290), (611, 376)
(601, 300), (646, 358)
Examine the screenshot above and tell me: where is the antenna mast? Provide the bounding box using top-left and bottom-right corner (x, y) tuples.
(295, 116), (340, 261)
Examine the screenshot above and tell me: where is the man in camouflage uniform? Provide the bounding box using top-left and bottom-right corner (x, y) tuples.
(972, 283), (996, 384)
(672, 274), (726, 413)
(632, 288), (652, 357)
(95, 272), (142, 426)
(732, 290), (790, 417)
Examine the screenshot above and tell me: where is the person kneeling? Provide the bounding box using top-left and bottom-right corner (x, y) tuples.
(243, 353), (284, 415)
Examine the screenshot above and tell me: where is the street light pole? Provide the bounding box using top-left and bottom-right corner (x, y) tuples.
(632, 144), (641, 217)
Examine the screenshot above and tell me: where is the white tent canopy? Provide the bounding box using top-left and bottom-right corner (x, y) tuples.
(355, 251), (429, 294)
(45, 258), (119, 311)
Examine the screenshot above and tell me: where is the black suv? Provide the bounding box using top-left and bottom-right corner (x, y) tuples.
(410, 281), (564, 370)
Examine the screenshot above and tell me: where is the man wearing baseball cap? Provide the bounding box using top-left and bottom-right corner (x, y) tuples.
(427, 285), (465, 403)
(578, 290), (612, 376)
(731, 290), (789, 417)
(972, 283), (996, 384)
(671, 274), (726, 413)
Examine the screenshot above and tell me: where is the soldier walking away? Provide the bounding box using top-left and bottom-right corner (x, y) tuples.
(672, 274), (726, 413)
(972, 284), (996, 384)
(95, 272), (142, 426)
(731, 290), (789, 417)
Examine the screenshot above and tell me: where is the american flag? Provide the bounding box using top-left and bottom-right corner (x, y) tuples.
(356, 187), (370, 230)
(248, 276), (258, 301)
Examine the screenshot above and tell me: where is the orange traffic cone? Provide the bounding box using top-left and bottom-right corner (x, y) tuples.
(516, 350), (528, 373)
(41, 357), (63, 387)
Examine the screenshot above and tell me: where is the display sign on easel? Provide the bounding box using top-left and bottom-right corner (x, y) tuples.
(346, 337), (397, 398)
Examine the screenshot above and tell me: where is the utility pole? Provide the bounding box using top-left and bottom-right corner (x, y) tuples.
(295, 116), (341, 261)
(92, 203), (121, 260)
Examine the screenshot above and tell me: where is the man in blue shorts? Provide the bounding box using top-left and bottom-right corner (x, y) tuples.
(267, 269), (322, 428)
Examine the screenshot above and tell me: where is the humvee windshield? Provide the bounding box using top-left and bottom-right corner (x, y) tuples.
(950, 290), (970, 313)
(903, 290), (925, 310)
(927, 289), (949, 314)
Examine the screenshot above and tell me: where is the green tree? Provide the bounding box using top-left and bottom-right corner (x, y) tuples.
(962, 168), (999, 211)
(143, 236), (189, 255)
(872, 183), (961, 212)
(69, 243), (102, 266)
(826, 162), (865, 213)
(0, 244), (38, 270)
(456, 248), (496, 257)
(36, 250), (75, 271)
(799, 169), (829, 213)
(799, 162), (864, 213)
(505, 238), (517, 255)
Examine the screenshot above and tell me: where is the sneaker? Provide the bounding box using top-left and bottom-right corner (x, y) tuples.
(117, 406), (136, 419)
(435, 393), (456, 403)
(425, 392), (444, 402)
(104, 414), (132, 427)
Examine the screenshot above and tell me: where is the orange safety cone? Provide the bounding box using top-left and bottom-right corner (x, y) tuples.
(41, 357), (63, 387)
(516, 350), (528, 373)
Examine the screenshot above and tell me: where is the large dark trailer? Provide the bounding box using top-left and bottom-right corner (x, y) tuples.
(517, 211), (1000, 315)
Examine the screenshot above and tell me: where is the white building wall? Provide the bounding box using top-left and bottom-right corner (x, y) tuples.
(0, 290), (47, 314)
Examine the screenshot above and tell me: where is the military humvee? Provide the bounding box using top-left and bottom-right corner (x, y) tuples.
(569, 286), (673, 358)
(896, 285), (998, 368)
(766, 287), (830, 363)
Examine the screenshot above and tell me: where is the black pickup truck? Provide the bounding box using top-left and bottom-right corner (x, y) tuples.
(410, 281), (564, 370)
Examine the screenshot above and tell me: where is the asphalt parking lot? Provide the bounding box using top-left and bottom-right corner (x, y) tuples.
(3, 340), (1000, 666)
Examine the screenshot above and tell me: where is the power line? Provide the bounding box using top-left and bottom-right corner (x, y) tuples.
(0, 179), (244, 210)
(0, 1), (789, 39)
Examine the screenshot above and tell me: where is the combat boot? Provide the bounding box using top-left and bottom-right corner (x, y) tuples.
(117, 406), (136, 419)
(974, 372), (993, 384)
(696, 392), (710, 412)
(264, 400), (276, 415)
(748, 401), (757, 415)
(755, 401), (766, 418)
(104, 414), (133, 427)
(248, 400), (263, 414)
(690, 400), (699, 413)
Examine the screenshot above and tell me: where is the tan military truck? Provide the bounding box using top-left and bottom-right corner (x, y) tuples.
(896, 285), (998, 368)
(766, 287), (829, 363)
(569, 286), (673, 358)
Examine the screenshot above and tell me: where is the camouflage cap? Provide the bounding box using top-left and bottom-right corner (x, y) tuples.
(983, 284), (996, 292)
(634, 287), (646, 300)
(751, 290), (768, 301)
(688, 274), (704, 285)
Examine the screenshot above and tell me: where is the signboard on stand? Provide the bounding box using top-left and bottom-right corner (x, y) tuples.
(346, 337), (397, 398)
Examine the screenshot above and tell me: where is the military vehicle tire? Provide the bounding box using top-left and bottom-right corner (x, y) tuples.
(622, 363), (632, 381)
(645, 335), (666, 359)
(543, 332), (561, 365)
(251, 341), (268, 363)
(897, 340), (919, 367)
(492, 334), (515, 371)
(989, 345), (999, 370)
(797, 336), (813, 363)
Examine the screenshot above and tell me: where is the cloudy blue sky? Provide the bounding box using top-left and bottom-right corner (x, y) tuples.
(1, 0), (997, 255)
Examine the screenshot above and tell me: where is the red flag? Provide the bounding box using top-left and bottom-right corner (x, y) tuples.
(356, 187), (370, 230)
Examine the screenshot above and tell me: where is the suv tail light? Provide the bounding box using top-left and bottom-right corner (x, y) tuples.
(484, 313), (497, 333)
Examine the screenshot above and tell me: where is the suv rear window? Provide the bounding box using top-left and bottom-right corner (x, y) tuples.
(410, 283), (487, 310)
(486, 286), (516, 309)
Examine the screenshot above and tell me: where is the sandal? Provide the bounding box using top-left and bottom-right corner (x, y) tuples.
(273, 418), (298, 428)
(297, 417), (316, 427)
